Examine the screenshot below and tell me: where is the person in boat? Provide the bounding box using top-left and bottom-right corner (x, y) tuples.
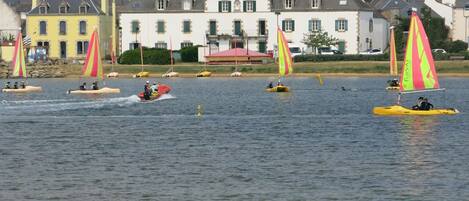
(412, 97), (424, 110)
(13, 82), (18, 89)
(150, 82), (158, 94)
(143, 81), (151, 100)
(79, 82), (87, 90)
(20, 81), (26, 89)
(267, 82), (273, 88)
(420, 98), (434, 111)
(4, 81), (11, 89)
(388, 79), (399, 87)
(92, 81), (99, 90)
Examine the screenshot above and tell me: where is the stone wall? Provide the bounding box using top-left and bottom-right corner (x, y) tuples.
(0, 61), (66, 78)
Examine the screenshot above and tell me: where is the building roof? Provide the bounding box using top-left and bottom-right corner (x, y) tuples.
(455, 0), (469, 8)
(371, 0), (442, 18)
(2, 0), (32, 12)
(207, 48), (270, 58)
(118, 0), (205, 13)
(271, 0), (373, 12)
(28, 0), (104, 15)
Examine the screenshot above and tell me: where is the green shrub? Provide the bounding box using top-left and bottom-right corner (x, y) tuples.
(180, 46), (199, 62)
(118, 48), (171, 65)
(448, 40), (468, 53)
(294, 54), (389, 62)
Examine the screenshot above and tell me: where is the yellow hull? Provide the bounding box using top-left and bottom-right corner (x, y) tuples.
(196, 71), (212, 77)
(266, 86), (289, 92)
(2, 86), (42, 93)
(68, 87), (121, 94)
(133, 72), (150, 78)
(386, 86), (400, 90)
(373, 105), (459, 116)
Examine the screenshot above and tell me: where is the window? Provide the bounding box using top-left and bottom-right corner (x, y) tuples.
(59, 5), (68, 13)
(59, 21), (66, 35)
(234, 20), (241, 35)
(183, 20), (191, 33)
(79, 21), (87, 34)
(79, 5), (88, 13)
(335, 19), (348, 32)
(258, 20), (266, 35)
(258, 41), (266, 53)
(183, 0), (192, 10)
(465, 3), (469, 10)
(209, 20), (217, 35)
(282, 20), (295, 32)
(76, 41), (89, 55)
(339, 0), (347, 5)
(244, 1), (256, 12)
(155, 42), (167, 49)
(157, 0), (167, 10)
(219, 1), (231, 12)
(39, 6), (47, 14)
(37, 41), (49, 47)
(181, 42), (193, 49)
(131, 20), (140, 33)
(39, 21), (47, 35)
(308, 19), (321, 32)
(285, 0), (292, 9)
(311, 0), (320, 8)
(157, 21), (165, 33)
(369, 19), (373, 32)
(129, 42), (141, 50)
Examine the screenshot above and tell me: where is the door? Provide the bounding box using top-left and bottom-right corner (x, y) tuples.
(60, 41), (67, 59)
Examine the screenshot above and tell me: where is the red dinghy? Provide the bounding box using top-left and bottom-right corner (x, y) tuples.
(138, 84), (172, 102)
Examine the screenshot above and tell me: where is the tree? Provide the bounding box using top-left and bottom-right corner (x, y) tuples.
(302, 30), (338, 54)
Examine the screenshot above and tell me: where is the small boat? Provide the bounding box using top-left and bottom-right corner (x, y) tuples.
(106, 36), (119, 78)
(162, 39), (179, 78)
(373, 10), (458, 116)
(106, 72), (119, 78)
(2, 32), (42, 93)
(133, 71), (150, 78)
(230, 71), (242, 77)
(162, 71), (179, 77)
(266, 28), (293, 93)
(138, 84), (172, 102)
(68, 29), (120, 94)
(196, 71), (212, 77)
(386, 26), (399, 91)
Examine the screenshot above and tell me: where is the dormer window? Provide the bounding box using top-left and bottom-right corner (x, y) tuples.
(183, 0), (191, 10)
(311, 0), (320, 8)
(59, 3), (69, 13)
(244, 0), (256, 12)
(465, 3), (469, 10)
(157, 0), (167, 10)
(79, 3), (89, 14)
(339, 0), (347, 5)
(39, 6), (48, 14)
(285, 0), (293, 9)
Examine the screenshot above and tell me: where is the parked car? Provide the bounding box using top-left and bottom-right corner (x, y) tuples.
(318, 47), (342, 55)
(289, 47), (302, 57)
(359, 48), (383, 55)
(432, 49), (447, 54)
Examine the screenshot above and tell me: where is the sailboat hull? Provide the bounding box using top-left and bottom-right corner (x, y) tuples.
(68, 87), (120, 94)
(196, 71), (212, 77)
(373, 105), (459, 116)
(266, 86), (289, 92)
(386, 86), (400, 90)
(133, 72), (150, 78)
(2, 86), (42, 93)
(162, 72), (179, 78)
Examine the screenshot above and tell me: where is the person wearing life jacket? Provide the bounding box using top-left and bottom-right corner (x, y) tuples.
(388, 79), (399, 87)
(13, 81), (18, 89)
(79, 82), (87, 90)
(150, 81), (158, 95)
(92, 81), (99, 90)
(4, 81), (11, 89)
(20, 81), (26, 89)
(143, 81), (151, 100)
(267, 82), (273, 88)
(412, 97), (424, 110)
(419, 98), (434, 111)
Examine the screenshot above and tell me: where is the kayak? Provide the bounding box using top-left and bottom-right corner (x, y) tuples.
(196, 71), (211, 77)
(133, 71), (150, 78)
(2, 86), (42, 93)
(386, 86), (399, 90)
(138, 84), (171, 102)
(266, 86), (289, 92)
(373, 105), (459, 116)
(68, 87), (121, 94)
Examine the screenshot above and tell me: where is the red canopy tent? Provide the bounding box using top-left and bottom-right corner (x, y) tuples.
(205, 48), (272, 64)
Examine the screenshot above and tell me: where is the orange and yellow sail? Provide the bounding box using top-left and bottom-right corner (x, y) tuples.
(389, 28), (398, 76)
(11, 32), (26, 77)
(82, 29), (103, 78)
(400, 12), (439, 92)
(277, 28), (293, 76)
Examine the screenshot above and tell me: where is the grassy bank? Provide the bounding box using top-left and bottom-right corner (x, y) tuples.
(61, 60), (469, 77)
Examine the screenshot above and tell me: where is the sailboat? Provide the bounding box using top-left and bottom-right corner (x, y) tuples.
(133, 36), (149, 78)
(230, 42), (242, 77)
(196, 37), (212, 77)
(68, 29), (120, 94)
(386, 26), (400, 90)
(266, 28), (292, 92)
(2, 32), (42, 93)
(373, 10), (458, 115)
(162, 38), (179, 78)
(106, 35), (119, 78)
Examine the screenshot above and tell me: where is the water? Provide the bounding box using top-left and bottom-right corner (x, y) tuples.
(1, 77), (469, 200)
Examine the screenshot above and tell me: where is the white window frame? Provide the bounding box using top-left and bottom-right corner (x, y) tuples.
(285, 20), (293, 32)
(183, 0), (191, 10)
(339, 0), (347, 5)
(221, 1), (230, 12)
(311, 0), (320, 8)
(157, 0), (166, 10)
(155, 42), (167, 49)
(309, 19), (320, 32)
(181, 41), (193, 48)
(337, 19), (347, 32)
(285, 0), (292, 9)
(246, 1), (254, 12)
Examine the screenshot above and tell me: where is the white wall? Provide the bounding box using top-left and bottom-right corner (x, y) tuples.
(372, 18), (389, 52)
(424, 0), (453, 28)
(0, 0), (21, 38)
(452, 8), (469, 45)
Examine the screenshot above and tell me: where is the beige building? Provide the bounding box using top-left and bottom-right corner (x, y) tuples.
(452, 0), (469, 45)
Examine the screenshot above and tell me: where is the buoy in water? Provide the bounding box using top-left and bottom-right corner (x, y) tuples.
(197, 104), (203, 117)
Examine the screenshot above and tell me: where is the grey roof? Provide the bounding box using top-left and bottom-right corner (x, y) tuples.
(2, 0), (32, 12)
(118, 0), (205, 13)
(271, 0), (373, 12)
(371, 0), (441, 18)
(455, 0), (469, 8)
(28, 0), (104, 15)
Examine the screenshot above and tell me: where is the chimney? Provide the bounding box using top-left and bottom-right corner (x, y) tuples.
(101, 0), (108, 15)
(32, 0), (37, 9)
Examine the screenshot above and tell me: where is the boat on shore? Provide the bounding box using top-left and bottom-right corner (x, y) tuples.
(386, 26), (399, 91)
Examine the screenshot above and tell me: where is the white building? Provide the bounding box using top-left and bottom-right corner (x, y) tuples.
(119, 0), (388, 57)
(452, 0), (469, 44)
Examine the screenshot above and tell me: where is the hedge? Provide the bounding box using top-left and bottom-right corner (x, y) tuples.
(180, 46), (199, 62)
(294, 52), (469, 62)
(118, 48), (171, 65)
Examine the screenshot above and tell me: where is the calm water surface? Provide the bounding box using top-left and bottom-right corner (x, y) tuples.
(1, 77), (469, 200)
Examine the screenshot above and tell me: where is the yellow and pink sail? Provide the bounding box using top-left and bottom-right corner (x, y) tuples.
(400, 12), (439, 92)
(11, 32), (26, 77)
(277, 28), (293, 76)
(82, 29), (103, 78)
(389, 28), (398, 76)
